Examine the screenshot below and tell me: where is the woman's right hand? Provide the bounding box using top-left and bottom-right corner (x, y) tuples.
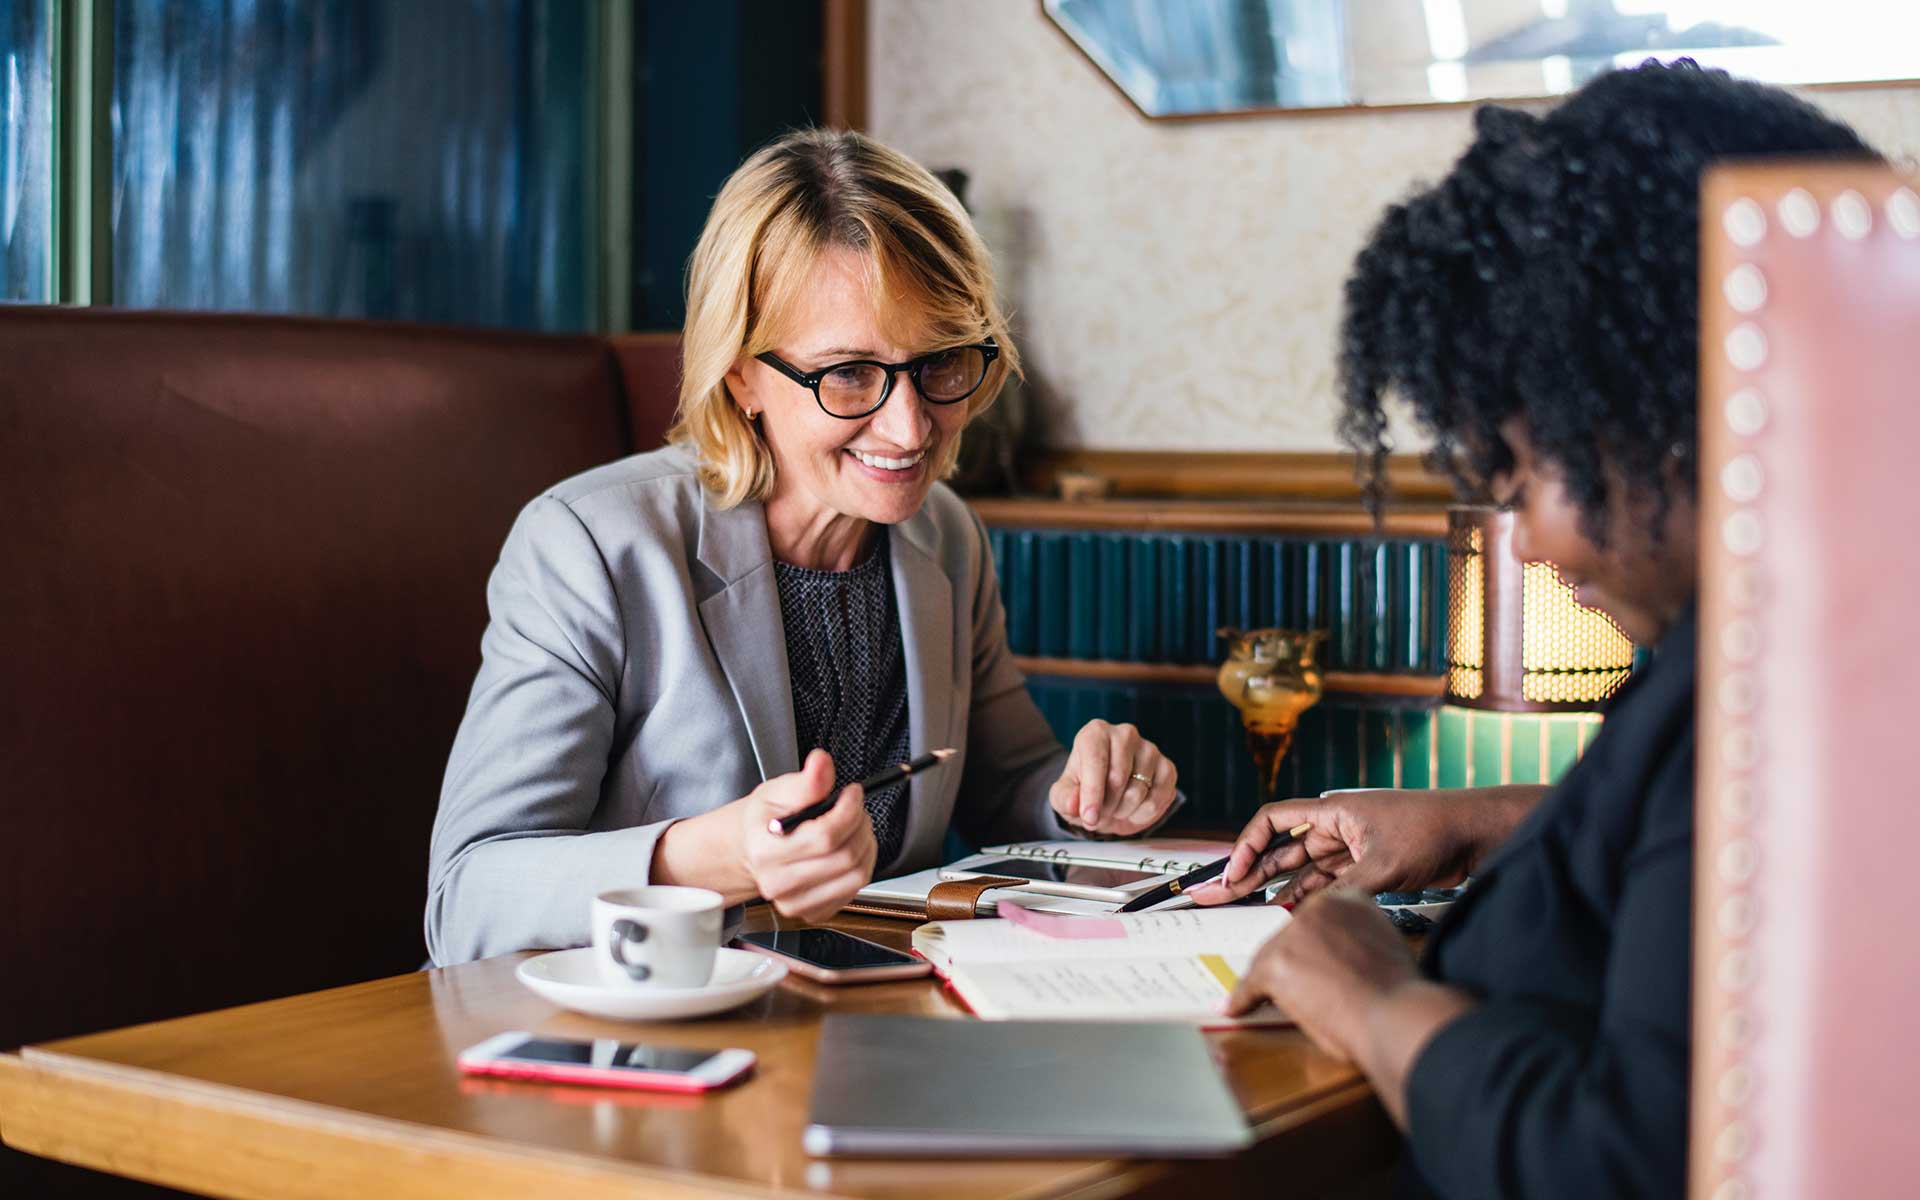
(733, 749), (878, 923)
(1187, 786), (1545, 906)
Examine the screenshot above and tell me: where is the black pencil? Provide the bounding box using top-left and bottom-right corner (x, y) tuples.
(1115, 821), (1313, 913)
(769, 748), (958, 836)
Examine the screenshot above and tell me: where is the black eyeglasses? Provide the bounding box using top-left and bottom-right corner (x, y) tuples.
(755, 339), (999, 420)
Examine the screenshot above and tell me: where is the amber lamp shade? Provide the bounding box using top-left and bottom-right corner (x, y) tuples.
(1445, 506), (1634, 712)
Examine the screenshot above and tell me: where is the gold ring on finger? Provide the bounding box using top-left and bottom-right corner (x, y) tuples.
(1129, 772), (1152, 786)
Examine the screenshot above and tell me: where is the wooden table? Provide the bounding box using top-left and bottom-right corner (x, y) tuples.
(0, 911), (1399, 1200)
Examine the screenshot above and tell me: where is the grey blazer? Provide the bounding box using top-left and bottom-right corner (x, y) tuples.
(425, 445), (1072, 965)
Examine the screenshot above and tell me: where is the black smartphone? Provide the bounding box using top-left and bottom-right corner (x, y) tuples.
(951, 856), (1160, 890)
(734, 928), (932, 984)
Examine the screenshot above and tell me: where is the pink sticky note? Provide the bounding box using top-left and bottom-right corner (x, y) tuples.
(996, 901), (1128, 939)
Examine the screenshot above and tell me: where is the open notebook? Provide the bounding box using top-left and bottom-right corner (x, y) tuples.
(849, 838), (1233, 920)
(912, 906), (1294, 1026)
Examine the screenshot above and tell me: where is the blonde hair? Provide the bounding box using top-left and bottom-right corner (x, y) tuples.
(666, 128), (1021, 508)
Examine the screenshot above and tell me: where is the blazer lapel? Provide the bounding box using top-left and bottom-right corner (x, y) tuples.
(695, 497), (798, 782)
(889, 513), (955, 866)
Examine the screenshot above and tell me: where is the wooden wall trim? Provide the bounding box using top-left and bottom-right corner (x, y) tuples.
(823, 0), (868, 130)
(970, 497), (1449, 539)
(1015, 656), (1447, 700)
(1018, 449), (1456, 504)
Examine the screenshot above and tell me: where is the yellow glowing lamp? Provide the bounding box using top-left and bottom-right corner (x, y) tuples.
(1445, 506), (1634, 711)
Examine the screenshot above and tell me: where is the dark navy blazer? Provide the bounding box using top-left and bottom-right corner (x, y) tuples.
(1402, 608), (1696, 1199)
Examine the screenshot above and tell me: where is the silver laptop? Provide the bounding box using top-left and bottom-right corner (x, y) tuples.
(803, 1014), (1252, 1158)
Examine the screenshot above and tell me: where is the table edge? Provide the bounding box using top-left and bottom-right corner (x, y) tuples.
(1, 949), (1395, 1200)
(0, 1049), (805, 1200)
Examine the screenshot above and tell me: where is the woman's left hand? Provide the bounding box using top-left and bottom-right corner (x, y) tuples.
(1222, 891), (1420, 1061)
(1049, 720), (1178, 836)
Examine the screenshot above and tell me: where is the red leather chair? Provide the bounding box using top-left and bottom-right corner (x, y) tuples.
(1694, 164), (1920, 1199)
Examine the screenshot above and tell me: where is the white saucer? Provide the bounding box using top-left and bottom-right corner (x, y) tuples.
(516, 947), (787, 1021)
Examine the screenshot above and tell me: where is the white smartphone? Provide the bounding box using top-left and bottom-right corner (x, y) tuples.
(734, 929), (932, 984)
(936, 856), (1169, 903)
(458, 1033), (755, 1093)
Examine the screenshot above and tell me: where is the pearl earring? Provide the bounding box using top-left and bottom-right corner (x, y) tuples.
(745, 407), (758, 420)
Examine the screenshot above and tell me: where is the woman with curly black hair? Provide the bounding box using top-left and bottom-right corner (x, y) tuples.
(1193, 62), (1877, 1197)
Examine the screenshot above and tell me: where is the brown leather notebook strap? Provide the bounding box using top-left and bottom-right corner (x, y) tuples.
(924, 876), (1030, 921)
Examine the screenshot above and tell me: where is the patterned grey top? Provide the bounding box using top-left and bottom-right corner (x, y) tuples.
(773, 532), (912, 863)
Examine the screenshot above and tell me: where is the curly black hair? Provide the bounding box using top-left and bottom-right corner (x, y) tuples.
(1339, 60), (1878, 538)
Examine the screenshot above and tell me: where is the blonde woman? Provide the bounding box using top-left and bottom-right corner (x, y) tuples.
(426, 130), (1180, 965)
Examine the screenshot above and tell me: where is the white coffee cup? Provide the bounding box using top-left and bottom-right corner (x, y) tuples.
(590, 886), (723, 990)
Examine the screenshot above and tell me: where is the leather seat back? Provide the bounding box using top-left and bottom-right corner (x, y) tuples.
(1, 307), (636, 1049)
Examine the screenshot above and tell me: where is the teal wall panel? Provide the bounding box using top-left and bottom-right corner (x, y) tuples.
(989, 528), (1452, 673)
(1035, 535), (1067, 656)
(1436, 707), (1470, 789)
(1470, 711), (1504, 790)
(1026, 684), (1604, 830)
(1399, 710), (1434, 789)
(1127, 538), (1161, 661)
(1510, 716), (1543, 785)
(1362, 710), (1398, 789)
(994, 522), (1610, 824)
(1549, 719), (1582, 780)
(1095, 535), (1127, 659)
(1006, 531), (1036, 653)
(1327, 706), (1361, 792)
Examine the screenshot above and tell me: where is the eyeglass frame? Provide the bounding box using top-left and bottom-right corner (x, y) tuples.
(753, 338), (1000, 421)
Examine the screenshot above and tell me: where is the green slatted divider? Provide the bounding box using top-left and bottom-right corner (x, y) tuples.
(994, 524), (1605, 829)
(1023, 679), (1600, 830)
(989, 529), (1452, 674)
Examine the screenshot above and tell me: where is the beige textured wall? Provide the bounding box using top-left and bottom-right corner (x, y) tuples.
(867, 1), (1920, 452)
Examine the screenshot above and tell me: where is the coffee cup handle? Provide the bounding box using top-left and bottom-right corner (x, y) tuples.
(609, 918), (651, 981)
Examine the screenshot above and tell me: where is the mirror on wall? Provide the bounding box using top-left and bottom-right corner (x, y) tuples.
(1044, 0), (1920, 119)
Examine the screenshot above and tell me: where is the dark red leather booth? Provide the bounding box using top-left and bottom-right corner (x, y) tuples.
(1, 307), (679, 1195)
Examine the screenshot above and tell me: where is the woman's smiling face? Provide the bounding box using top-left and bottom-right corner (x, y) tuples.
(726, 247), (971, 552)
(1487, 417), (1698, 646)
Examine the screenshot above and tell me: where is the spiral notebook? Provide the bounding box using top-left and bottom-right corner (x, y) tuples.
(847, 838), (1232, 920)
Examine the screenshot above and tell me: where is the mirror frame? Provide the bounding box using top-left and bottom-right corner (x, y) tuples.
(1040, 0), (1920, 122)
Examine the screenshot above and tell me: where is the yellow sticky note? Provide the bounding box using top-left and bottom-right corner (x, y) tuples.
(1198, 954), (1239, 992)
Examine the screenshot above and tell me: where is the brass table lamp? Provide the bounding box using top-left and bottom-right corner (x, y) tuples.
(1216, 627), (1326, 805)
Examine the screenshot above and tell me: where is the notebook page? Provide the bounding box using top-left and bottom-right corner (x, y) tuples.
(919, 905), (1291, 967)
(950, 955), (1289, 1026)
